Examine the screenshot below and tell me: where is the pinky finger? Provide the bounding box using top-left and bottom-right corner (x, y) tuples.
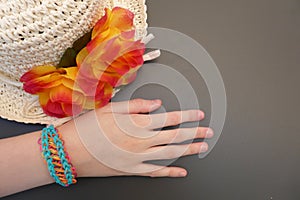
(141, 164), (188, 178)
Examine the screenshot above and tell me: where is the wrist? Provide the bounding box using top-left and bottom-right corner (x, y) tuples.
(57, 119), (124, 178)
(57, 120), (94, 177)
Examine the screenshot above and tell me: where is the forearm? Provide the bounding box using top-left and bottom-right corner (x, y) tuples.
(0, 130), (54, 197)
(0, 121), (92, 197)
(0, 117), (121, 197)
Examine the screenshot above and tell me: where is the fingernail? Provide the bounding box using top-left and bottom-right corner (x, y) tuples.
(179, 171), (187, 177)
(200, 143), (208, 152)
(206, 128), (214, 138)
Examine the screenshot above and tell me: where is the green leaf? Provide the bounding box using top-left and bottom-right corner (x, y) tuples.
(57, 48), (77, 68)
(57, 30), (92, 68)
(73, 30), (92, 52)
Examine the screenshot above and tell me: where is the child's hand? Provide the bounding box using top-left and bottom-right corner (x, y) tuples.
(61, 99), (213, 178)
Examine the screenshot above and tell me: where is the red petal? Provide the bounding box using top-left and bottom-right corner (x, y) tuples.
(23, 74), (62, 94)
(109, 7), (134, 31)
(92, 7), (134, 39)
(41, 100), (67, 118)
(49, 85), (73, 104)
(61, 103), (83, 116)
(20, 65), (57, 82)
(92, 8), (109, 38)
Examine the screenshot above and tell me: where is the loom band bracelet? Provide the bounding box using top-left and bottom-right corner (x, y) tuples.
(50, 126), (75, 185)
(46, 126), (76, 186)
(41, 126), (76, 186)
(49, 144), (77, 181)
(38, 138), (62, 169)
(42, 137), (74, 187)
(41, 127), (65, 186)
(51, 126), (77, 185)
(40, 125), (77, 187)
(40, 128), (63, 185)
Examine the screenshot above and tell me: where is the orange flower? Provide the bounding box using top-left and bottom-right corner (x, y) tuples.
(92, 7), (134, 45)
(76, 7), (145, 91)
(77, 30), (145, 91)
(20, 66), (84, 118)
(20, 66), (114, 118)
(20, 7), (145, 118)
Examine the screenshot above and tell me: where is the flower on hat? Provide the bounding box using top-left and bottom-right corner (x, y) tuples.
(21, 66), (84, 118)
(77, 30), (145, 92)
(20, 7), (145, 118)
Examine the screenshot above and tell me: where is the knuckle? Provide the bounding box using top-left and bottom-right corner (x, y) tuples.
(169, 130), (181, 143)
(155, 130), (179, 145)
(131, 114), (151, 127)
(189, 128), (199, 138)
(168, 130), (178, 141)
(156, 130), (177, 144)
(132, 99), (145, 107)
(167, 148), (180, 158)
(189, 144), (200, 155)
(187, 110), (198, 121)
(168, 112), (181, 124)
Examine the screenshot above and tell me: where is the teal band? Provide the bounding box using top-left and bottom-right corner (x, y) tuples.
(41, 125), (74, 187)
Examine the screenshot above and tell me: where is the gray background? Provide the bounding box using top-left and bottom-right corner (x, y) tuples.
(1, 0), (300, 199)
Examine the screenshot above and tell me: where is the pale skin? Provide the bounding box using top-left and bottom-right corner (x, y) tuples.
(0, 99), (213, 197)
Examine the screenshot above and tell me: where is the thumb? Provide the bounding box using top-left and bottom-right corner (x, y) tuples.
(104, 99), (162, 114)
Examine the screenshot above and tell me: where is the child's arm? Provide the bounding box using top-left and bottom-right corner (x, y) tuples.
(0, 99), (212, 197)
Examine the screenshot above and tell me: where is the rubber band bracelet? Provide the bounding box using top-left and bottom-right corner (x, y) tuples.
(38, 125), (77, 187)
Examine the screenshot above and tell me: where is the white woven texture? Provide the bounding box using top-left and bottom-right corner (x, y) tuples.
(0, 0), (148, 125)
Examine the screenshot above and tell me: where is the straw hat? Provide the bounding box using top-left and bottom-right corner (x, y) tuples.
(0, 0), (148, 125)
